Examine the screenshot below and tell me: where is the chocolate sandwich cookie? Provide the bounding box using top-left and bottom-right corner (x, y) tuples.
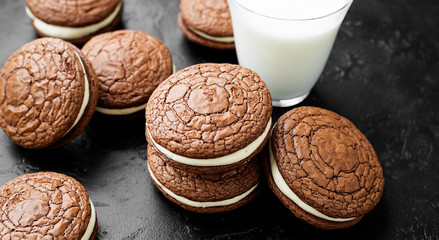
(25, 0), (123, 44)
(0, 172), (97, 239)
(179, 0), (235, 50)
(267, 106), (384, 229)
(145, 63), (272, 173)
(0, 37), (99, 149)
(82, 30), (173, 116)
(148, 145), (262, 213)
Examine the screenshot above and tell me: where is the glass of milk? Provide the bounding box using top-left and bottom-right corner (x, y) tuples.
(228, 0), (353, 107)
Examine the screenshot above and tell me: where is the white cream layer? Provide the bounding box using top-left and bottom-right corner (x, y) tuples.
(96, 103), (147, 115)
(188, 26), (234, 43)
(269, 143), (355, 222)
(96, 65), (176, 115)
(25, 2), (121, 40)
(64, 51), (90, 137)
(148, 163), (258, 208)
(81, 199), (96, 240)
(147, 118), (271, 167)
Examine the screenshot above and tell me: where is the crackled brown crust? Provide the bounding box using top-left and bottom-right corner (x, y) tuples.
(0, 38), (98, 149)
(148, 145), (262, 213)
(270, 107), (384, 222)
(180, 0), (233, 37)
(0, 172), (94, 239)
(30, 5), (123, 45)
(26, 0), (121, 27)
(50, 43), (99, 149)
(178, 14), (235, 50)
(82, 30), (173, 109)
(146, 63), (272, 160)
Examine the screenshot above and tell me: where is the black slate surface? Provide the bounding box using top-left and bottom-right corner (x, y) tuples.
(1, 0), (438, 239)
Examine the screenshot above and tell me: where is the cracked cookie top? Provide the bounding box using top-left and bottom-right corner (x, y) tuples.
(82, 30), (173, 109)
(271, 106), (384, 218)
(26, 0), (121, 27)
(0, 172), (92, 239)
(0, 38), (88, 149)
(146, 63), (272, 159)
(180, 0), (233, 37)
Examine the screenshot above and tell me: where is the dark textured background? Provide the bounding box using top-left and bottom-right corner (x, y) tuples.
(1, 0), (438, 239)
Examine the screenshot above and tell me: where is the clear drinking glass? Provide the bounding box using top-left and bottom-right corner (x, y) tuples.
(228, 0), (353, 107)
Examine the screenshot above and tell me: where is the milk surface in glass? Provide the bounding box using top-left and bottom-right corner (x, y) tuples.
(228, 0), (352, 106)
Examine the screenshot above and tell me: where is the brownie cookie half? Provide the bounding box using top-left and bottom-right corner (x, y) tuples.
(0, 172), (97, 240)
(179, 0), (235, 49)
(25, 0), (123, 44)
(266, 106), (384, 229)
(148, 145), (262, 213)
(145, 63), (272, 173)
(82, 30), (173, 116)
(0, 38), (99, 149)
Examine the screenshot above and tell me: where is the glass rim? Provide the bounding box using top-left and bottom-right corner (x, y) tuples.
(229, 0), (353, 21)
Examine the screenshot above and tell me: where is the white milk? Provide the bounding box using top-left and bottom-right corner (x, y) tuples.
(228, 0), (352, 105)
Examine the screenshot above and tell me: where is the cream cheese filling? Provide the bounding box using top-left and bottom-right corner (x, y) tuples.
(96, 65), (176, 115)
(63, 51), (90, 137)
(148, 163), (258, 208)
(269, 143), (356, 222)
(188, 26), (234, 43)
(81, 199), (96, 240)
(25, 2), (122, 40)
(147, 118), (271, 167)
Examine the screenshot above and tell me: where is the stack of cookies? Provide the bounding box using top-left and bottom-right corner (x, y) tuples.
(0, 0), (386, 232)
(145, 63), (272, 213)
